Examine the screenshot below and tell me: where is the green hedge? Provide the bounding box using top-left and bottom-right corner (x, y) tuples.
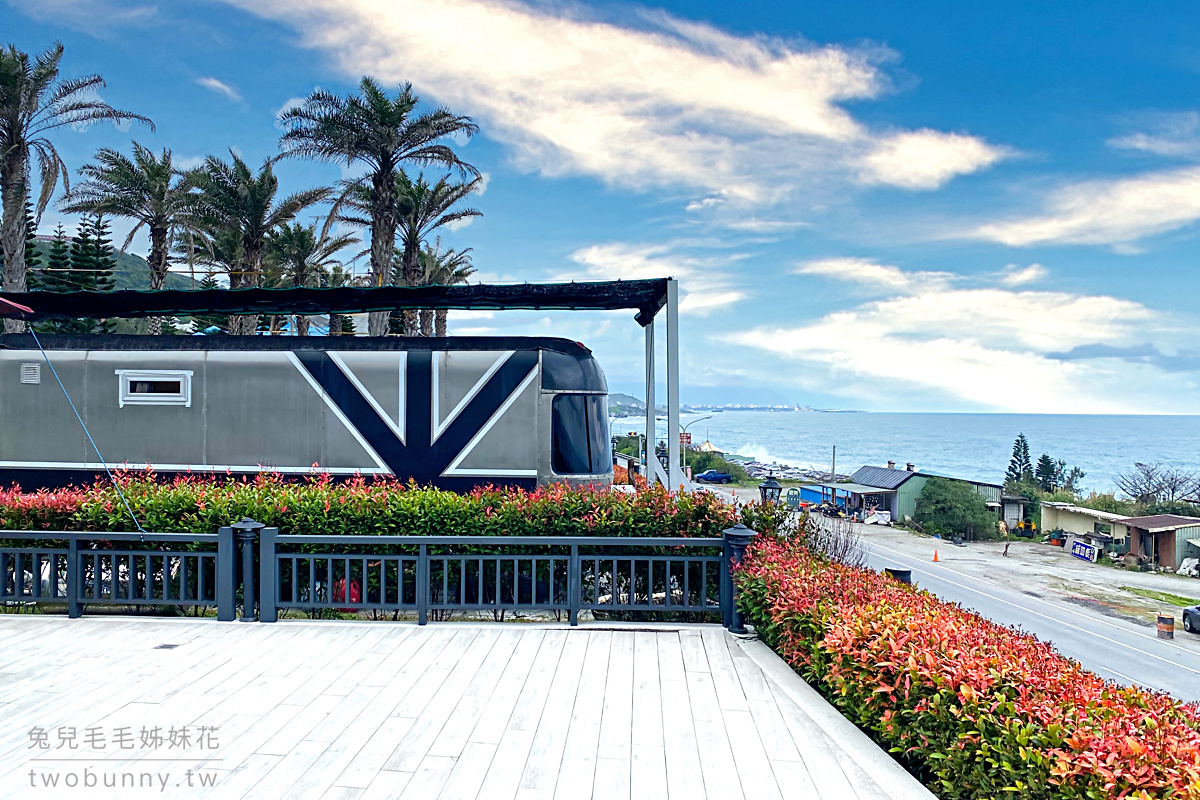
(1, 472), (739, 547)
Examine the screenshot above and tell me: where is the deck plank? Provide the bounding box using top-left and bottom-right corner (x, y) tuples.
(0, 618), (931, 800)
(516, 631), (590, 795)
(656, 632), (707, 799)
(552, 630), (613, 799)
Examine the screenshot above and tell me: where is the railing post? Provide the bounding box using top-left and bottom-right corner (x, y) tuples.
(259, 528), (278, 623)
(217, 526), (235, 621)
(67, 537), (81, 619)
(721, 537), (732, 629)
(231, 518), (265, 622)
(722, 524), (755, 634)
(569, 544), (580, 626)
(418, 543), (428, 626)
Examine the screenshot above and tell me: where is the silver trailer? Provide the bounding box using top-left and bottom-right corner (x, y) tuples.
(0, 335), (613, 491)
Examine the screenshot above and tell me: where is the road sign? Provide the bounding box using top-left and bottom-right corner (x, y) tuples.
(680, 432), (691, 446)
(1070, 539), (1099, 562)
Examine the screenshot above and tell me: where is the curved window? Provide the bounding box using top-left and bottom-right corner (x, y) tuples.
(551, 394), (611, 474)
(541, 351), (607, 392)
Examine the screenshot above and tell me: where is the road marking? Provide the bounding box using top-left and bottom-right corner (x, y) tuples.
(860, 540), (1200, 679)
(1090, 664), (1148, 689)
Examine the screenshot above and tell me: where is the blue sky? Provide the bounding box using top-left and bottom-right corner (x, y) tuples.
(6, 0), (1200, 413)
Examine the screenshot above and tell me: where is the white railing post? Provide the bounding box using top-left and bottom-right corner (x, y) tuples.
(644, 316), (657, 487)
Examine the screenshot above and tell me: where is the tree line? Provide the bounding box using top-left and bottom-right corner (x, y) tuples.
(1005, 432), (1200, 520)
(1, 41), (480, 336)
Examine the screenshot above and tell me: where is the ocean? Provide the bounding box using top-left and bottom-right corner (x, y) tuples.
(614, 412), (1200, 493)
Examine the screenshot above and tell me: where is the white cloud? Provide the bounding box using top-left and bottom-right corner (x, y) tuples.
(274, 95), (308, 126)
(196, 77), (243, 103)
(736, 263), (1200, 413)
(174, 155), (207, 170)
(997, 263), (1047, 286)
(860, 130), (1009, 190)
(220, 0), (1005, 202)
(4, 0), (157, 30)
(567, 241), (747, 315)
(794, 257), (954, 292)
(968, 166), (1200, 246)
(1109, 111), (1200, 158)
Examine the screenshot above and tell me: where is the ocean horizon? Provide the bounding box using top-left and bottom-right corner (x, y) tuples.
(615, 411), (1200, 493)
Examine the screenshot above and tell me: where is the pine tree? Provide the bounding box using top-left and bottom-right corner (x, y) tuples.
(23, 198), (41, 290)
(90, 216), (116, 294)
(1005, 433), (1034, 485)
(41, 225), (73, 290)
(1035, 453), (1057, 492)
(31, 225), (74, 333)
(89, 216), (117, 333)
(191, 274), (228, 334)
(68, 216), (98, 292)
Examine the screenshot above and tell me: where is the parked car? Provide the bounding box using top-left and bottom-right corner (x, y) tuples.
(1184, 605), (1200, 635)
(695, 469), (733, 484)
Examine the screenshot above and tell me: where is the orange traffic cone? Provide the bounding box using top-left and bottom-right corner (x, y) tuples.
(933, 550), (939, 562)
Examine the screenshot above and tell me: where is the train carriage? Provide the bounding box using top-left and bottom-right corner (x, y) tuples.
(0, 334), (613, 490)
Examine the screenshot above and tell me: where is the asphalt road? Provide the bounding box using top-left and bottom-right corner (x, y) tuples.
(859, 537), (1200, 703)
(697, 483), (1200, 702)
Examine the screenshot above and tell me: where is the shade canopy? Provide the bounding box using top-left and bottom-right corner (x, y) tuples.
(0, 279), (670, 326)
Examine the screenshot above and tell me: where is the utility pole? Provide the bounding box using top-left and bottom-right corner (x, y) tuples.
(830, 445), (836, 482)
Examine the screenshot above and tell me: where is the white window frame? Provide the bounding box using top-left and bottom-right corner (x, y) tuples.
(115, 369), (193, 408)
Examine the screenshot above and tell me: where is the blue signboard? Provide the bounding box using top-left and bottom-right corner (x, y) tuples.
(1070, 539), (1099, 562)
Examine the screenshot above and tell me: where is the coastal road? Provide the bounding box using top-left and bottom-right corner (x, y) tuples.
(858, 538), (1200, 703)
(699, 483), (1200, 701)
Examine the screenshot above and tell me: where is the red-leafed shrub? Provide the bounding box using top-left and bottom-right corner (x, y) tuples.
(0, 470), (737, 541)
(736, 535), (1200, 800)
(0, 485), (86, 530)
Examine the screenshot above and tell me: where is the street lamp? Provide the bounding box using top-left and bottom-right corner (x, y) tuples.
(758, 471), (782, 505)
(677, 414), (713, 473)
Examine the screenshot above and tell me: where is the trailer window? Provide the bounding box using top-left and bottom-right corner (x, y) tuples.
(116, 370), (193, 408)
(551, 394), (611, 474)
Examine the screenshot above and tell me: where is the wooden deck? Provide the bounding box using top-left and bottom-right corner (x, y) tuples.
(0, 616), (931, 799)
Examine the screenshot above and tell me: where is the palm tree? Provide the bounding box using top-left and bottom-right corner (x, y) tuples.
(60, 143), (189, 334)
(0, 42), (151, 331)
(337, 171), (481, 335)
(266, 222), (359, 335)
(279, 78), (477, 336)
(420, 239), (476, 337)
(185, 152), (331, 335)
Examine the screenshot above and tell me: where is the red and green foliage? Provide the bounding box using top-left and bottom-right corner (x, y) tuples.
(0, 485), (88, 530)
(0, 470), (737, 539)
(736, 536), (1200, 800)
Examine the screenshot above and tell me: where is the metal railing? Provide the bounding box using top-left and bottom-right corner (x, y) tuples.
(259, 532), (739, 625)
(0, 530), (235, 619)
(1, 522), (758, 631)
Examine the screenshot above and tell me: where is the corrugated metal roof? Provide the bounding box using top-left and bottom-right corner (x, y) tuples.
(811, 481), (898, 494)
(1042, 502), (1128, 523)
(1121, 514), (1200, 531)
(849, 465), (919, 490)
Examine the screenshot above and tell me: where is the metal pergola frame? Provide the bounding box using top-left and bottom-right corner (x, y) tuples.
(0, 278), (689, 491)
